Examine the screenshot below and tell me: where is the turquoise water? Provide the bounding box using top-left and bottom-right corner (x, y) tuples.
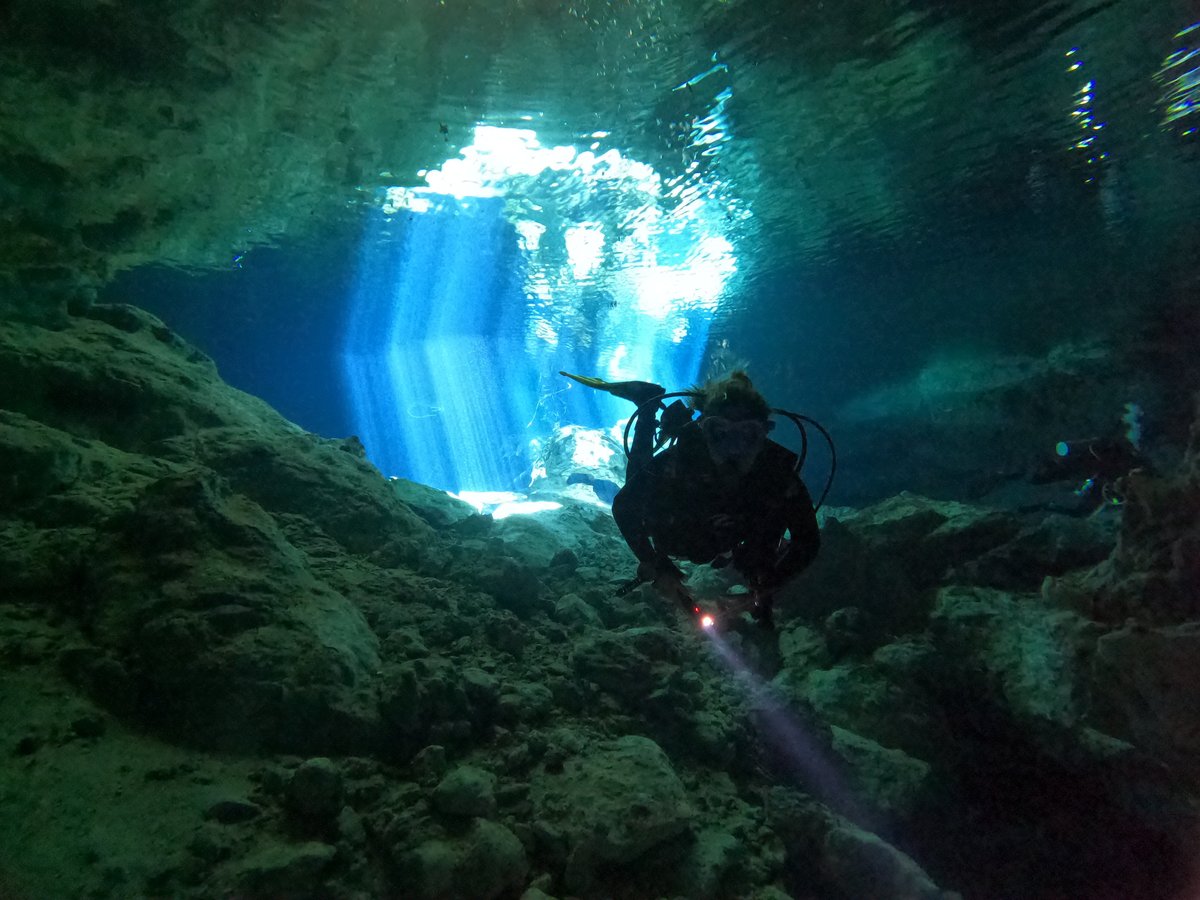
(103, 0), (1199, 502)
(4, 1), (1200, 898)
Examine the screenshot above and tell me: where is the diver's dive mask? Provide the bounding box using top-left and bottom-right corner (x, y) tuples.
(699, 414), (773, 464)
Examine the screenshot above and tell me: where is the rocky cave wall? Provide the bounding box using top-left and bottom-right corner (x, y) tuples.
(1, 299), (1197, 898)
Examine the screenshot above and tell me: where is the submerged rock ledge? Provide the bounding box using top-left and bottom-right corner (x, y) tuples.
(1, 303), (1198, 899)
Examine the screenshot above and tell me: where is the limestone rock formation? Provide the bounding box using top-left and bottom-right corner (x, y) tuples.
(1, 302), (1197, 898)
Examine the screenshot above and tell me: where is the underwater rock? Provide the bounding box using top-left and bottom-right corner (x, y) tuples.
(380, 626), (429, 660)
(389, 477), (479, 529)
(496, 681), (555, 725)
(203, 798), (262, 825)
(412, 745), (449, 784)
(487, 515), (568, 570)
(823, 606), (877, 658)
(529, 735), (693, 892)
(929, 585), (1092, 726)
(285, 757), (345, 825)
(674, 827), (745, 900)
(178, 425), (435, 556)
(765, 787), (957, 900)
(777, 621), (833, 671)
(1089, 621), (1200, 779)
(552, 592), (604, 629)
(0, 309), (251, 451)
(784, 515), (924, 631)
(571, 626), (681, 704)
(776, 658), (947, 762)
(460, 667), (501, 723)
(528, 424), (625, 498)
(2, 307), (437, 555)
(91, 470), (383, 752)
(231, 841), (338, 896)
(472, 556), (546, 618)
(0, 265), (96, 329)
(492, 501), (625, 575)
(850, 493), (1022, 585)
(0, 409), (170, 524)
(460, 820), (529, 899)
(432, 765), (498, 819)
(548, 547), (578, 573)
(684, 709), (743, 769)
(3, 290), (1198, 898)
(797, 491), (1116, 635)
(380, 657), (474, 758)
(828, 725), (933, 819)
(401, 820), (528, 900)
(403, 838), (459, 898)
(951, 510), (1118, 590)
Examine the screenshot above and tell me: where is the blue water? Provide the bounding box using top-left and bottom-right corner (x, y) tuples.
(113, 198), (720, 493)
(102, 165), (1167, 502)
(102, 0), (1200, 503)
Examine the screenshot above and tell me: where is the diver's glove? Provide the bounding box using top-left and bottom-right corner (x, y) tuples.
(613, 559), (673, 597)
(628, 558), (694, 610)
(749, 592), (776, 630)
(746, 573), (781, 629)
(637, 557), (681, 582)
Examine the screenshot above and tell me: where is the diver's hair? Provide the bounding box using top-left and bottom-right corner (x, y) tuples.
(691, 369), (770, 420)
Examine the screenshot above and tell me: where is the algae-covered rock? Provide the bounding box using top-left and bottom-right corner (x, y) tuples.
(472, 555), (546, 617)
(232, 841), (338, 895)
(402, 820), (528, 900)
(822, 822), (955, 900)
(777, 622), (832, 672)
(676, 828), (745, 900)
(571, 626), (681, 703)
(379, 657), (482, 758)
(930, 585), (1091, 725)
(780, 662), (945, 760)
(461, 819), (529, 898)
(553, 592), (604, 629)
(829, 725), (932, 818)
(765, 787), (957, 900)
(530, 734), (693, 891)
(432, 765), (498, 819)
(389, 478), (479, 529)
(285, 757), (345, 825)
(1089, 621), (1200, 777)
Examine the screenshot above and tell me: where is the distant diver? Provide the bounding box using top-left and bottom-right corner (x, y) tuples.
(561, 369), (833, 630)
(1033, 434), (1148, 511)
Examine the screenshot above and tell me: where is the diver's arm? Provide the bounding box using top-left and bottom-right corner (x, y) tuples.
(612, 476), (662, 565)
(611, 476), (692, 609)
(757, 479), (821, 591)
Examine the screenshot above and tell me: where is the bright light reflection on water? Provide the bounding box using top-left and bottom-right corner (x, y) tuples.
(344, 125), (740, 491)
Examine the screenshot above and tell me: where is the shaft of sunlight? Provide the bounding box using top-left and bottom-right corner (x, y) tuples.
(343, 196), (533, 492)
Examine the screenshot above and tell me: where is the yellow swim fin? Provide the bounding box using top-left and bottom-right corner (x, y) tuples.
(559, 371), (611, 391)
(559, 371), (664, 404)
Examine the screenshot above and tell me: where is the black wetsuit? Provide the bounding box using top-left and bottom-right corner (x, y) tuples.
(611, 424), (820, 593)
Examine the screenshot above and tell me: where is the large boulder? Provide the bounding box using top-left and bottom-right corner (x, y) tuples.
(0, 308), (443, 753)
(400, 819), (528, 900)
(1088, 621), (1200, 780)
(529, 735), (694, 894)
(929, 585), (1094, 725)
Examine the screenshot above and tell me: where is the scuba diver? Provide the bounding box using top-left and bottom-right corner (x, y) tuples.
(1031, 433), (1149, 513)
(561, 369), (830, 629)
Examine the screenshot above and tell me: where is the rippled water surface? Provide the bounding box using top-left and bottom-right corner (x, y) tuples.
(111, 0), (1200, 490)
(364, 0), (1199, 380)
